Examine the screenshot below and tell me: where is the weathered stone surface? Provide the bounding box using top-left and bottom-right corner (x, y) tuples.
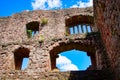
(0, 70), (114, 80)
(94, 0), (120, 80)
(0, 2), (119, 79)
(0, 7), (93, 44)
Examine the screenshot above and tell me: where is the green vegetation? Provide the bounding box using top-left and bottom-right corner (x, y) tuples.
(65, 31), (69, 36)
(41, 18), (48, 26)
(65, 27), (69, 36)
(27, 30), (32, 38)
(39, 35), (44, 43)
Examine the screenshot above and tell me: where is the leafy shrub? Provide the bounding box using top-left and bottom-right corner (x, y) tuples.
(27, 30), (32, 38)
(65, 31), (69, 36)
(39, 35), (44, 43)
(41, 18), (48, 26)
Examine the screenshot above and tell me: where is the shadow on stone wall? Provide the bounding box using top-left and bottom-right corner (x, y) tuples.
(68, 70), (114, 80)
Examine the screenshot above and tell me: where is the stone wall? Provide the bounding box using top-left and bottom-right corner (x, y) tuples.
(0, 7), (93, 44)
(0, 33), (104, 72)
(0, 4), (119, 79)
(94, 0), (120, 79)
(0, 70), (113, 80)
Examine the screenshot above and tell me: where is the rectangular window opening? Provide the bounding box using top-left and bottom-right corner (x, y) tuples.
(87, 25), (92, 33)
(74, 26), (78, 34)
(83, 25), (87, 33)
(69, 27), (74, 34)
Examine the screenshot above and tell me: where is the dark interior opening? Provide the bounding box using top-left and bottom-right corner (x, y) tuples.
(14, 47), (30, 70)
(26, 21), (40, 38)
(65, 15), (93, 27)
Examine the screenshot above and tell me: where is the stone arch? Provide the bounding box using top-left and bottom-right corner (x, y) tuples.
(48, 38), (98, 71)
(65, 15), (97, 35)
(26, 21), (40, 38)
(13, 47), (30, 70)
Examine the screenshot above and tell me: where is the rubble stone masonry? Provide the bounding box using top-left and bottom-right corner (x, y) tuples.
(94, 0), (120, 80)
(0, 0), (119, 79)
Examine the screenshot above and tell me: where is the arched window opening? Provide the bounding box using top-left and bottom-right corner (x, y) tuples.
(56, 49), (91, 71)
(26, 21), (39, 38)
(50, 42), (97, 72)
(14, 47), (30, 70)
(65, 15), (93, 35)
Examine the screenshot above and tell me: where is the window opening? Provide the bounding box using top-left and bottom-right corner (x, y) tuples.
(26, 21), (39, 38)
(87, 25), (92, 32)
(74, 26), (79, 34)
(56, 49), (91, 71)
(21, 58), (29, 70)
(69, 25), (92, 34)
(69, 27), (74, 34)
(78, 25), (82, 33)
(14, 47), (30, 70)
(65, 15), (94, 35)
(83, 25), (87, 33)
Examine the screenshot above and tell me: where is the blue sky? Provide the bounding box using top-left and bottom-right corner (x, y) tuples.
(0, 0), (93, 71)
(21, 50), (92, 71)
(57, 50), (91, 71)
(0, 0), (93, 17)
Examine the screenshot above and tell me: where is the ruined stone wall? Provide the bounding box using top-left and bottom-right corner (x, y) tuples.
(0, 5), (117, 79)
(0, 7), (99, 72)
(0, 70), (113, 80)
(94, 0), (120, 79)
(0, 7), (93, 44)
(0, 33), (104, 73)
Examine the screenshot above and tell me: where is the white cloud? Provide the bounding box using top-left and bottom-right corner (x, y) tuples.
(56, 54), (79, 71)
(32, 0), (62, 10)
(71, 0), (93, 8)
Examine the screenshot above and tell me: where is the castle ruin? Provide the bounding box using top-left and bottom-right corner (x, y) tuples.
(0, 0), (120, 80)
